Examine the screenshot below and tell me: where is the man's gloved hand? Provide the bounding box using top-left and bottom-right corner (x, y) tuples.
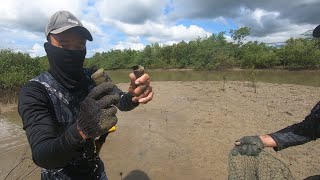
(231, 136), (264, 156)
(77, 82), (120, 138)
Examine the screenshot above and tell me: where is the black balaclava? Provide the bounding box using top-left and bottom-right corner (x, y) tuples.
(44, 42), (87, 90)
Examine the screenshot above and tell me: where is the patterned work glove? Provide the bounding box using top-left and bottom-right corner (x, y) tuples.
(231, 136), (264, 156)
(77, 82), (119, 138)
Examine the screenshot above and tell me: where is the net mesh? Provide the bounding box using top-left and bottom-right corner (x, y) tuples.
(228, 150), (293, 180)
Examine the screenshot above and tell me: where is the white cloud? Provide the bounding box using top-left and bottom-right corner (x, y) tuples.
(171, 0), (320, 36)
(114, 41), (145, 51)
(0, 0), (106, 57)
(236, 7), (283, 36)
(212, 16), (228, 25)
(28, 43), (46, 57)
(87, 48), (106, 57)
(86, 35), (114, 57)
(225, 35), (233, 43)
(246, 24), (316, 43)
(111, 20), (211, 44)
(82, 21), (104, 36)
(0, 27), (43, 41)
(235, 8), (316, 43)
(248, 8), (280, 28)
(127, 36), (141, 43)
(0, 0), (87, 32)
(159, 40), (179, 46)
(0, 27), (44, 53)
(147, 37), (161, 43)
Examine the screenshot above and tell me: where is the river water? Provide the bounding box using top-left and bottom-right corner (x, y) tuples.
(0, 111), (37, 179)
(108, 69), (320, 87)
(0, 69), (319, 179)
(0, 111), (27, 155)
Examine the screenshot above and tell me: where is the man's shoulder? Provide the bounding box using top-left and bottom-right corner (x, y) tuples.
(18, 79), (52, 113)
(22, 80), (46, 89)
(22, 72), (50, 91)
(19, 79), (49, 100)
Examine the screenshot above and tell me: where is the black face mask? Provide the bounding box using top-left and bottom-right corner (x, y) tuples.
(44, 42), (87, 90)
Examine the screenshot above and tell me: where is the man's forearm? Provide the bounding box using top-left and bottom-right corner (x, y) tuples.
(268, 130), (312, 151)
(30, 123), (84, 169)
(265, 101), (320, 151)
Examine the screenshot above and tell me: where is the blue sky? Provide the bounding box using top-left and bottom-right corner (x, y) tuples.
(0, 0), (319, 57)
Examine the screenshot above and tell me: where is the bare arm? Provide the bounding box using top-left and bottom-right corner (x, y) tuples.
(259, 135), (277, 147)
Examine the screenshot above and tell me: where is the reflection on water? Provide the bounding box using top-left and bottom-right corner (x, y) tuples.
(107, 69), (320, 87)
(0, 110), (38, 179)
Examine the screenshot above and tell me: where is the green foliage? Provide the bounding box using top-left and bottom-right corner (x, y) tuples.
(84, 49), (142, 69)
(277, 38), (320, 69)
(192, 32), (236, 70)
(83, 28), (319, 71)
(230, 27), (251, 44)
(0, 49), (47, 88)
(239, 42), (279, 68)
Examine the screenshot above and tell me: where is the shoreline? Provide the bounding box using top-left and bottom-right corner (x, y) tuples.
(1, 79), (320, 113)
(101, 67), (320, 72)
(0, 103), (17, 114)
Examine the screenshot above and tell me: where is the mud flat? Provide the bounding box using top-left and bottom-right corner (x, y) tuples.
(1, 81), (319, 179)
(101, 81), (320, 180)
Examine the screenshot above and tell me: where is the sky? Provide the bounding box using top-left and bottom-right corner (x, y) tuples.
(0, 0), (319, 57)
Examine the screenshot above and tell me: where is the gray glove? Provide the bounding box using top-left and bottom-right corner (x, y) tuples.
(231, 136), (264, 156)
(77, 82), (120, 138)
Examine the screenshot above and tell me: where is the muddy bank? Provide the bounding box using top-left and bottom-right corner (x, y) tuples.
(0, 103), (16, 114)
(1, 81), (319, 179)
(103, 81), (320, 180)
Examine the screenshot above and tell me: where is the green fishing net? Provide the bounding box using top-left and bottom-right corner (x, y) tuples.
(228, 150), (293, 180)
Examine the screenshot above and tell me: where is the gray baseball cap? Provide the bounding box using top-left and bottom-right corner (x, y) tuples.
(45, 10), (93, 41)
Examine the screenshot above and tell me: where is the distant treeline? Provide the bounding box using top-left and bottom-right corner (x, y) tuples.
(1, 27), (320, 90)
